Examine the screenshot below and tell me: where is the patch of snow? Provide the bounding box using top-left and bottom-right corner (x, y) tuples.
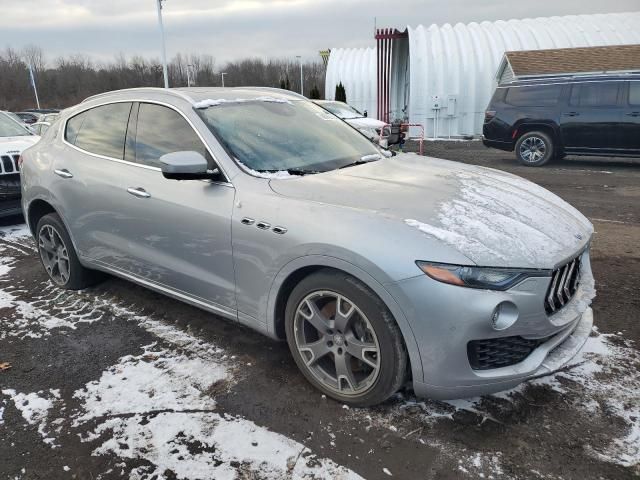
(240, 165), (295, 179)
(194, 96), (292, 108)
(73, 347), (361, 479)
(1, 389), (61, 446)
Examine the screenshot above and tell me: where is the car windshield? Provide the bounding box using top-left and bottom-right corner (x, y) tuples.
(197, 99), (381, 174)
(0, 113), (32, 137)
(321, 102), (364, 119)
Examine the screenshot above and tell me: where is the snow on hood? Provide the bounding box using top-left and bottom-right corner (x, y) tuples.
(194, 97), (292, 108)
(269, 154), (593, 269)
(0, 135), (39, 153)
(346, 117), (387, 129)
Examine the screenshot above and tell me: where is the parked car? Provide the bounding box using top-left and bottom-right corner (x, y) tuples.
(30, 122), (51, 136)
(314, 100), (387, 142)
(483, 74), (640, 166)
(15, 112), (41, 125)
(22, 87), (595, 406)
(0, 111), (39, 218)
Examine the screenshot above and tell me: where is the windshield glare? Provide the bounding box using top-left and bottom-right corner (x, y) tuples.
(322, 102), (363, 119)
(0, 113), (31, 137)
(198, 100), (380, 173)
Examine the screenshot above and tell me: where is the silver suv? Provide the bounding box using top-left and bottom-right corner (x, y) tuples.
(21, 87), (596, 406)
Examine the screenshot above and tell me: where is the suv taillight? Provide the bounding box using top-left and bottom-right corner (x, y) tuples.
(484, 110), (496, 123)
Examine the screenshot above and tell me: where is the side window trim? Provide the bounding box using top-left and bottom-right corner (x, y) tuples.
(62, 98), (231, 184)
(124, 102), (139, 163)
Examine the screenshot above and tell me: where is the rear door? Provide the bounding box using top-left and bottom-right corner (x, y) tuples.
(560, 81), (624, 152)
(619, 81), (640, 153)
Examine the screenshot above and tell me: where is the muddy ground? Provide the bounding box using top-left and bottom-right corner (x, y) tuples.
(0, 141), (638, 480)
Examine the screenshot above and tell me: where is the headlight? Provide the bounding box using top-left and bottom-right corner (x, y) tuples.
(416, 261), (548, 291)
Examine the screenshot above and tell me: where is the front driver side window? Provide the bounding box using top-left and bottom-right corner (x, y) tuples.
(134, 103), (213, 169)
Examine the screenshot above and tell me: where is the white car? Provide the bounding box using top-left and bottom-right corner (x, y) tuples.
(0, 111), (40, 218)
(314, 100), (387, 142)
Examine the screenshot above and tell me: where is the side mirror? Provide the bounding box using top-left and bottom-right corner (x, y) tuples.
(160, 151), (212, 180)
(363, 110), (368, 118)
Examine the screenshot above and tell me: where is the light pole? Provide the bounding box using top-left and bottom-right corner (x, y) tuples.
(296, 55), (303, 96)
(220, 72), (227, 87)
(187, 64), (193, 87)
(156, 0), (169, 88)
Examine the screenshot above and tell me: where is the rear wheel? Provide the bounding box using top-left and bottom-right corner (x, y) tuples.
(36, 213), (103, 290)
(515, 131), (555, 166)
(285, 269), (407, 406)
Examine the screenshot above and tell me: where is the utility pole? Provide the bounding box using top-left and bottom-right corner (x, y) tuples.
(220, 72), (227, 87)
(296, 56), (303, 96)
(187, 64), (193, 87)
(28, 63), (40, 109)
(156, 0), (169, 88)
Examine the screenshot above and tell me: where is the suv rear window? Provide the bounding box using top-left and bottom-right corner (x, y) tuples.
(569, 82), (620, 107)
(65, 103), (132, 159)
(505, 85), (562, 106)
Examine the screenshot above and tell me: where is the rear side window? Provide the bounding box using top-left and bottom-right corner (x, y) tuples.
(504, 85), (562, 106)
(629, 82), (640, 106)
(569, 82), (620, 107)
(134, 103), (211, 168)
(65, 103), (132, 159)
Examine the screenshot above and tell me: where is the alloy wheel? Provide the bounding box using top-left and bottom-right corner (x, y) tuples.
(38, 224), (71, 285)
(519, 136), (547, 163)
(293, 291), (381, 396)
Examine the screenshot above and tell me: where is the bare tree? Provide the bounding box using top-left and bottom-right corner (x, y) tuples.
(0, 46), (325, 111)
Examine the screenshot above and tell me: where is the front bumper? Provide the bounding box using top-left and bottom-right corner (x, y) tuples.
(387, 251), (595, 399)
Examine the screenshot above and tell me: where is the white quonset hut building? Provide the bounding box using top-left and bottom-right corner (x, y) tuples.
(325, 12), (640, 138)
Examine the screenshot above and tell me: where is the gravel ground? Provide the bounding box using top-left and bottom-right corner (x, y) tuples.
(1, 141), (639, 480)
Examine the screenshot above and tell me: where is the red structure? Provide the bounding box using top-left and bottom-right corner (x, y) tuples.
(375, 28), (408, 123)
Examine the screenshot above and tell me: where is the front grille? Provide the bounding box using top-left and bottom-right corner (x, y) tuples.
(0, 154), (20, 175)
(468, 336), (550, 370)
(544, 255), (582, 314)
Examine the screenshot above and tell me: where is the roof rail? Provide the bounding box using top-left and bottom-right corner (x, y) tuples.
(82, 87), (195, 104)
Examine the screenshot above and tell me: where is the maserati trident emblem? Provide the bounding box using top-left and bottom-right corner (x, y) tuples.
(575, 233), (583, 240)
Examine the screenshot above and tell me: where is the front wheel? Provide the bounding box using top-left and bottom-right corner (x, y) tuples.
(285, 269), (407, 406)
(515, 131), (555, 166)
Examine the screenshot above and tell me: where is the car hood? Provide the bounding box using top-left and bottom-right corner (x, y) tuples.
(0, 135), (39, 153)
(269, 154), (593, 269)
(345, 117), (386, 129)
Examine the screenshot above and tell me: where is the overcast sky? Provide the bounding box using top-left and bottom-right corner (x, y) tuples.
(1, 0), (638, 65)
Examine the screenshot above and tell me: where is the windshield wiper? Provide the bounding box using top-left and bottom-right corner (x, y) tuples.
(255, 168), (319, 176)
(339, 153), (382, 170)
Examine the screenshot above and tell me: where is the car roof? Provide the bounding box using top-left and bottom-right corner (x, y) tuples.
(500, 72), (640, 88)
(82, 87), (306, 106)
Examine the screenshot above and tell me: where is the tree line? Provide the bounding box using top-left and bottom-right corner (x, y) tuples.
(0, 45), (326, 111)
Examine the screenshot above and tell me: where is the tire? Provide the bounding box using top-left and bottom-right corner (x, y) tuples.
(515, 131), (555, 167)
(36, 213), (103, 290)
(285, 269), (407, 406)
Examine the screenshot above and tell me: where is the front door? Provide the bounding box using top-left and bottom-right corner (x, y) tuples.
(112, 102), (237, 312)
(560, 81), (624, 153)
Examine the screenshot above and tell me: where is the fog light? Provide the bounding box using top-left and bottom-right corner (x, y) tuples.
(491, 302), (518, 330)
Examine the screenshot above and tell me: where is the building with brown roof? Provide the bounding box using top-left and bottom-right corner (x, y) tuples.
(497, 44), (640, 84)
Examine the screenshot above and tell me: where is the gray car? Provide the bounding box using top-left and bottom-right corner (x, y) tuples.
(20, 87), (595, 406)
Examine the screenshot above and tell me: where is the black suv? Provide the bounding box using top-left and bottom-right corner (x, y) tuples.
(483, 75), (640, 166)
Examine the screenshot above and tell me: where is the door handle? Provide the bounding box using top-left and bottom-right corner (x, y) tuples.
(54, 169), (73, 179)
(564, 112), (580, 117)
(626, 112), (640, 117)
(127, 187), (151, 199)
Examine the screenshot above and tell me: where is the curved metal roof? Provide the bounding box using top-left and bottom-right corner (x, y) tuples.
(325, 11), (640, 136)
